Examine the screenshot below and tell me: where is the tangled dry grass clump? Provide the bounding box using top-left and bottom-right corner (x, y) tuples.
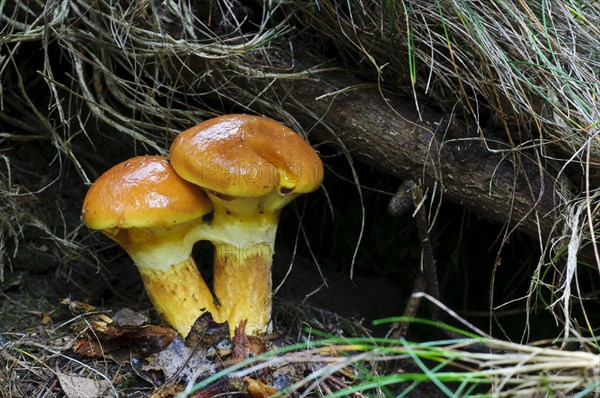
(2, 0), (600, 396)
(311, 1), (600, 153)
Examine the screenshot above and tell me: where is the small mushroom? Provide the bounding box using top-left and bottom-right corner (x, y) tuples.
(81, 155), (217, 337)
(170, 114), (324, 335)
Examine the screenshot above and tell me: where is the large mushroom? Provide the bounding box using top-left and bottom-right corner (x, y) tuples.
(170, 114), (324, 335)
(81, 155), (218, 337)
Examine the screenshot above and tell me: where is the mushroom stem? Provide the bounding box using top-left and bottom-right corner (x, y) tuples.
(213, 241), (274, 335)
(104, 221), (218, 337)
(138, 256), (215, 335)
(191, 196), (282, 336)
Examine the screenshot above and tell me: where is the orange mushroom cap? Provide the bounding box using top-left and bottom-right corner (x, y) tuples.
(169, 114), (324, 199)
(82, 156), (212, 230)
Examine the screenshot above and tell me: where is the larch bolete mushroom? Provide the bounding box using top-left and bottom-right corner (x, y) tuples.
(81, 155), (217, 337)
(169, 114), (324, 335)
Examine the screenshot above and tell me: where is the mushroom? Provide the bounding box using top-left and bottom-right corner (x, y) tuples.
(169, 114), (324, 335)
(81, 155), (218, 337)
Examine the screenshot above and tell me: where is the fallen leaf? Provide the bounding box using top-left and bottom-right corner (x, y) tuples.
(129, 325), (177, 355)
(97, 313), (113, 323)
(231, 320), (249, 363)
(244, 377), (277, 398)
(143, 336), (216, 381)
(72, 338), (105, 358)
(231, 320), (267, 363)
(73, 323), (176, 358)
(112, 307), (149, 327)
(60, 298), (98, 314)
(90, 320), (110, 333)
(248, 336), (267, 357)
(189, 379), (229, 398)
(215, 338), (232, 357)
(57, 372), (112, 398)
(185, 312), (229, 348)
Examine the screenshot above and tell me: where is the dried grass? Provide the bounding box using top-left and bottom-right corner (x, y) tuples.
(295, 1), (600, 158)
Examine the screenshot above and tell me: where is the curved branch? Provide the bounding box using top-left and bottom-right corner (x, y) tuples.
(279, 72), (562, 240)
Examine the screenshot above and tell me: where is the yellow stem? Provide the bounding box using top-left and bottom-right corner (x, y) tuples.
(213, 242), (273, 336)
(137, 257), (217, 337)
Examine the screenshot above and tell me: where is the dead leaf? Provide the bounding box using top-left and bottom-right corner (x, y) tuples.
(97, 313), (113, 323)
(231, 320), (249, 363)
(189, 379), (229, 398)
(73, 338), (105, 358)
(185, 312), (229, 348)
(90, 320), (110, 333)
(143, 336), (216, 381)
(73, 322), (176, 358)
(112, 307), (149, 327)
(57, 372), (112, 398)
(244, 377), (277, 398)
(231, 320), (267, 364)
(60, 298), (98, 314)
(270, 359), (306, 391)
(248, 336), (267, 357)
(129, 325), (177, 355)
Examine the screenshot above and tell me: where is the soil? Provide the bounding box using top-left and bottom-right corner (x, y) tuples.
(0, 246), (424, 397)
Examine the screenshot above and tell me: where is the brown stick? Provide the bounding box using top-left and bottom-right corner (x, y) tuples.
(410, 182), (441, 320)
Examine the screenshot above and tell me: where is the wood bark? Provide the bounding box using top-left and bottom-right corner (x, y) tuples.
(273, 72), (561, 240)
